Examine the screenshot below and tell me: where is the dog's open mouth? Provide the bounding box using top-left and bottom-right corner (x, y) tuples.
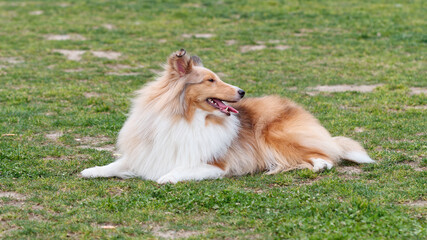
(206, 98), (239, 116)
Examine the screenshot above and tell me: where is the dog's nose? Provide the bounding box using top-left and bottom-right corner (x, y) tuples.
(238, 89), (245, 98)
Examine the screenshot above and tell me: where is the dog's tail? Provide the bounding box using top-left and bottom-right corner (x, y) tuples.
(333, 136), (375, 164)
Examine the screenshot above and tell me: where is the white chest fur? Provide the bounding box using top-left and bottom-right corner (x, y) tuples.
(118, 108), (240, 180)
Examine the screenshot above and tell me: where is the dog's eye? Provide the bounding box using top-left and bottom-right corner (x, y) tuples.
(208, 79), (215, 82)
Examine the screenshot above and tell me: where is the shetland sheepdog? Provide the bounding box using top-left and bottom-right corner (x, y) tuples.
(81, 49), (375, 183)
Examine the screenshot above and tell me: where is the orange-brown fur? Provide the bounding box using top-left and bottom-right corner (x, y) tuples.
(212, 96), (340, 175)
(205, 114), (225, 126)
(136, 50), (371, 178)
(162, 50), (345, 175)
(81, 49), (373, 183)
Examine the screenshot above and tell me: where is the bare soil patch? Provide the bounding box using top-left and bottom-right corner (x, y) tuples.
(58, 3), (70, 7)
(75, 136), (111, 145)
(244, 188), (266, 194)
(182, 3), (203, 8)
(75, 136), (116, 152)
(106, 64), (131, 70)
(298, 176), (328, 186)
(106, 64), (144, 70)
(107, 186), (129, 197)
(63, 68), (84, 73)
(182, 33), (215, 38)
(256, 40), (284, 44)
(0, 57), (24, 64)
(83, 92), (100, 98)
(1, 200), (25, 208)
(294, 32), (307, 37)
(0, 225), (20, 239)
(54, 50), (122, 61)
(106, 72), (140, 76)
(0, 192), (27, 208)
(337, 166), (363, 174)
(267, 40), (283, 44)
(405, 105), (427, 110)
(29, 10), (43, 15)
(274, 45), (291, 50)
(403, 161), (426, 172)
(182, 33), (195, 38)
(45, 34), (86, 41)
(102, 24), (115, 30)
(307, 84), (383, 95)
(151, 226), (202, 239)
(86, 145), (116, 152)
(45, 131), (63, 141)
(402, 200), (427, 207)
(293, 28), (314, 37)
(413, 167), (425, 172)
(226, 40), (237, 45)
(105, 64), (143, 75)
(354, 127), (365, 133)
(240, 45), (266, 53)
(0, 192), (26, 200)
(194, 33), (215, 38)
(409, 87), (427, 95)
(53, 49), (86, 61)
(91, 51), (121, 60)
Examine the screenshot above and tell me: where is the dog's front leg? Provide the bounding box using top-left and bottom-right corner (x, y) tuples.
(156, 164), (225, 184)
(80, 159), (133, 179)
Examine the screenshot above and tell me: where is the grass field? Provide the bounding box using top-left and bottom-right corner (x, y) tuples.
(0, 0), (426, 239)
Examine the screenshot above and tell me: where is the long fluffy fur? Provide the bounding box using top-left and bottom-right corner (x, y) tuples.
(81, 49), (375, 183)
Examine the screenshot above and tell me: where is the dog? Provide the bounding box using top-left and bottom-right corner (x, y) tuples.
(81, 49), (375, 183)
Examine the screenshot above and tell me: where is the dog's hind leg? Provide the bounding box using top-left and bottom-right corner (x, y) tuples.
(310, 158), (334, 172)
(156, 164), (225, 184)
(81, 159), (133, 179)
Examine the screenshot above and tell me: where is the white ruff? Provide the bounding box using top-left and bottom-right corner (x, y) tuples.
(117, 108), (240, 181)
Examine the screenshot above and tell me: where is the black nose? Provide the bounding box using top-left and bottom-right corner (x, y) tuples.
(238, 89), (245, 98)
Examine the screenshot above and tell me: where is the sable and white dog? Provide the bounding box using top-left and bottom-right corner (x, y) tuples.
(81, 49), (375, 183)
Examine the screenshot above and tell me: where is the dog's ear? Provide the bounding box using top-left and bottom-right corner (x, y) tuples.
(191, 55), (203, 67)
(168, 49), (193, 76)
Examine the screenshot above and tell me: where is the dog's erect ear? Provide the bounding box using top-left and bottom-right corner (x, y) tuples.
(168, 49), (193, 76)
(191, 55), (203, 67)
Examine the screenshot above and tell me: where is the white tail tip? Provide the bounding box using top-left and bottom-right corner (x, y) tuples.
(343, 151), (376, 164)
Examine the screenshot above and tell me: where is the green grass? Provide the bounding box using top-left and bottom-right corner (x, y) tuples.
(1, 0), (426, 239)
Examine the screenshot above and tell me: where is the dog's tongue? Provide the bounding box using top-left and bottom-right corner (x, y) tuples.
(212, 98), (238, 114)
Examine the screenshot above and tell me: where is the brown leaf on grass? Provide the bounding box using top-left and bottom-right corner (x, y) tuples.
(2, 134), (16, 137)
(100, 225), (116, 229)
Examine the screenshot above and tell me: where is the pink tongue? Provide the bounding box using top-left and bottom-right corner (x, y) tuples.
(212, 98), (238, 114)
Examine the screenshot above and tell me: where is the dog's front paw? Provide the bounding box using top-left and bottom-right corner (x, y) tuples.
(80, 167), (100, 178)
(157, 173), (178, 184)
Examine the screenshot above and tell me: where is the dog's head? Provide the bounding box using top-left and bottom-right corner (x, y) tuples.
(167, 49), (245, 116)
